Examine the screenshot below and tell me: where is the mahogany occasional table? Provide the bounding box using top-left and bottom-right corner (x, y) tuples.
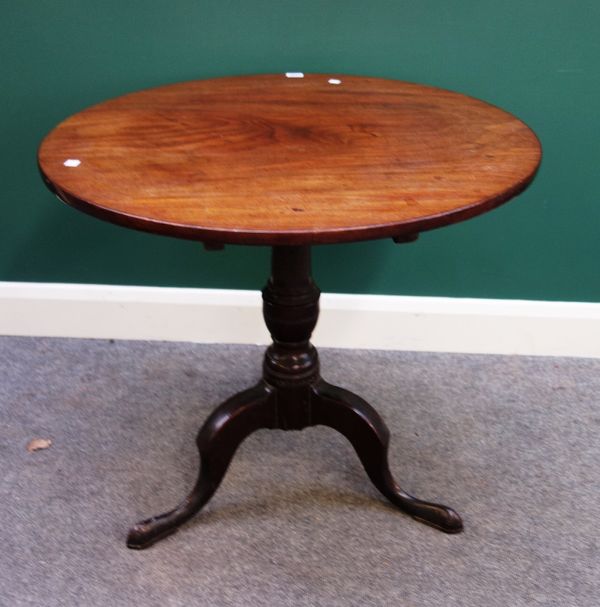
(38, 74), (541, 549)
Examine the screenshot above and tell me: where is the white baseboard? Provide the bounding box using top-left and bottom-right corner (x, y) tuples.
(1, 282), (600, 358)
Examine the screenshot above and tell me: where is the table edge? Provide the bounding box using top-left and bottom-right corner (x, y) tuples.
(38, 156), (541, 246)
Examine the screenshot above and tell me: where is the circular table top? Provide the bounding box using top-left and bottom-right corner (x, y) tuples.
(38, 74), (541, 245)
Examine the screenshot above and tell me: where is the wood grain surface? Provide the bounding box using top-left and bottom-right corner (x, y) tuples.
(38, 74), (541, 245)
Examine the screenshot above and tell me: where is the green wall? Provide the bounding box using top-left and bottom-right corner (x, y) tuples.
(2, 1), (599, 300)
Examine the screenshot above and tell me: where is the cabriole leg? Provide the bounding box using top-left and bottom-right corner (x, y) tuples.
(127, 382), (275, 549)
(311, 379), (463, 533)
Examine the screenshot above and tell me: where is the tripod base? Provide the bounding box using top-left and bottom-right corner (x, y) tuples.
(127, 377), (462, 549)
(127, 246), (462, 549)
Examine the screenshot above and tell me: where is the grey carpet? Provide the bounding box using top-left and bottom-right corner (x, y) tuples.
(1, 336), (599, 606)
